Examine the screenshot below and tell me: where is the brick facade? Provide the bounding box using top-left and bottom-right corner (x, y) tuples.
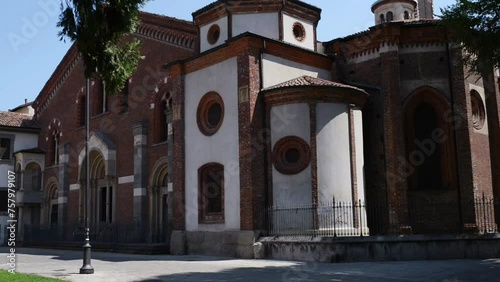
(25, 1), (500, 257)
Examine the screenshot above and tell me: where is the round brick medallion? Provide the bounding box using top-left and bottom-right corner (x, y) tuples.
(272, 136), (311, 175)
(197, 92), (224, 136)
(470, 90), (485, 130)
(207, 24), (220, 45)
(292, 22), (306, 42)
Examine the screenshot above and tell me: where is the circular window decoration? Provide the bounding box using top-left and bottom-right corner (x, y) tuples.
(272, 136), (311, 175)
(470, 90), (485, 130)
(207, 24), (221, 45)
(197, 92), (224, 136)
(292, 22), (306, 42)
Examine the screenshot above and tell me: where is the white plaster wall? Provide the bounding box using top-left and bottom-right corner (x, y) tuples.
(12, 132), (38, 152)
(232, 13), (279, 40)
(282, 14), (315, 50)
(262, 54), (330, 88)
(200, 16), (229, 53)
(316, 103), (352, 205)
(374, 3), (415, 24)
(184, 57), (240, 232)
(354, 109), (366, 203)
(0, 131), (38, 188)
(270, 104), (311, 206)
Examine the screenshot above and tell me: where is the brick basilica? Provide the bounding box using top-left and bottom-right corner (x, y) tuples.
(6, 0), (500, 258)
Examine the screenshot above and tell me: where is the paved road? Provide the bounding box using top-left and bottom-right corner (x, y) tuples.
(1, 247), (500, 281)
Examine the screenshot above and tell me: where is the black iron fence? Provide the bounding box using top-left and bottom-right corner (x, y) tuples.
(24, 222), (150, 245)
(266, 197), (500, 237)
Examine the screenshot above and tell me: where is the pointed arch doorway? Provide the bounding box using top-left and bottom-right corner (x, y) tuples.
(79, 150), (114, 231)
(149, 157), (171, 243)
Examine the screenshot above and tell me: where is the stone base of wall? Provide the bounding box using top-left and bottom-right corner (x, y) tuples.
(170, 230), (187, 255)
(259, 234), (500, 262)
(178, 230), (258, 259)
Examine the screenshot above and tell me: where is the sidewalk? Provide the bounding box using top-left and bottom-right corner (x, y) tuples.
(1, 247), (500, 281)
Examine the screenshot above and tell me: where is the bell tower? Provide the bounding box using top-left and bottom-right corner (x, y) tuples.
(417, 0), (434, 19)
(371, 0), (417, 25)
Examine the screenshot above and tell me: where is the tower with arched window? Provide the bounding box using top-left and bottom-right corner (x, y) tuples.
(371, 0), (417, 24)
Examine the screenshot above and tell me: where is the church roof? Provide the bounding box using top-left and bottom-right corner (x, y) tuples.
(14, 147), (45, 154)
(193, 0), (321, 17)
(0, 111), (39, 129)
(262, 76), (365, 92)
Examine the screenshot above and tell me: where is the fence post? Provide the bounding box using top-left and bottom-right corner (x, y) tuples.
(359, 199), (363, 237)
(332, 199), (337, 237)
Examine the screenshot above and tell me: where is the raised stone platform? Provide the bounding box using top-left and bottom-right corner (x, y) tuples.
(258, 234), (500, 262)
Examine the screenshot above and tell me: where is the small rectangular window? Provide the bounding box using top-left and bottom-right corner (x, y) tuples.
(0, 138), (11, 160)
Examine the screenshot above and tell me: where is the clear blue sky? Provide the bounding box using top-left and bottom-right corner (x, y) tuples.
(0, 0), (455, 111)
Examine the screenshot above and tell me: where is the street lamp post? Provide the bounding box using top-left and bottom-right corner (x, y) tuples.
(80, 78), (94, 274)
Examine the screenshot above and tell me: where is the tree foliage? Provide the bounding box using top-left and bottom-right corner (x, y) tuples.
(57, 0), (148, 94)
(440, 0), (500, 74)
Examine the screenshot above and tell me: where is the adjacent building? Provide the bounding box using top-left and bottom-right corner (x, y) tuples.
(0, 106), (40, 245)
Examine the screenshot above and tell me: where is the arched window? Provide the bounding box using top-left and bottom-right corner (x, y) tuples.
(149, 158), (169, 243)
(404, 11), (410, 20)
(45, 181), (58, 229)
(198, 163), (224, 223)
(24, 162), (42, 191)
(404, 88), (457, 191)
(156, 95), (170, 143)
(52, 130), (59, 165)
(78, 95), (86, 127)
(386, 11), (394, 22)
(93, 80), (107, 115)
(414, 103), (442, 190)
(120, 79), (130, 113)
(380, 14), (386, 23)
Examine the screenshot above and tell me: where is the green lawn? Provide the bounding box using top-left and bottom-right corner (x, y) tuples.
(0, 270), (66, 281)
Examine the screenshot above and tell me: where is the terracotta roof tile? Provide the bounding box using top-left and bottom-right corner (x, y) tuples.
(0, 111), (39, 129)
(263, 75), (365, 92)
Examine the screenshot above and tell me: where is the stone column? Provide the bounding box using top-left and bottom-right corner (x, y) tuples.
(18, 169), (24, 243)
(166, 101), (174, 243)
(57, 143), (70, 239)
(169, 65), (187, 255)
(133, 121), (148, 240)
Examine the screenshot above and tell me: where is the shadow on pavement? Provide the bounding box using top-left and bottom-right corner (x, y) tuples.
(8, 247), (243, 263)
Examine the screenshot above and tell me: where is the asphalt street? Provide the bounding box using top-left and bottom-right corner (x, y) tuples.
(1, 247), (500, 281)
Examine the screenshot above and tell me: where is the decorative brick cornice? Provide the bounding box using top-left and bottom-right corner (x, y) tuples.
(326, 20), (448, 61)
(264, 87), (369, 109)
(34, 46), (81, 118)
(193, 0), (321, 26)
(135, 23), (196, 50)
(34, 12), (197, 119)
(165, 34), (332, 76)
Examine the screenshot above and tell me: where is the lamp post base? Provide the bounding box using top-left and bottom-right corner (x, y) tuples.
(79, 242), (94, 274)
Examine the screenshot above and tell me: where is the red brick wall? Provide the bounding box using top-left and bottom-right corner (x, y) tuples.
(36, 28), (195, 230)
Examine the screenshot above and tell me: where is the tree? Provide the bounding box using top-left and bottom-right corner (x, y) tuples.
(440, 0), (500, 74)
(57, 0), (148, 275)
(57, 0), (149, 94)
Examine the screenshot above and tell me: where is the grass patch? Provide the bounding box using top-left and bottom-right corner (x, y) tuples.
(0, 270), (66, 281)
